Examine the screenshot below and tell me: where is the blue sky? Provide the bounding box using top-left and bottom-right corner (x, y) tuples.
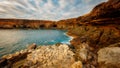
(0, 0), (107, 21)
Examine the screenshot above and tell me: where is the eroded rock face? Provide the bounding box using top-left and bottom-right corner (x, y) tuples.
(69, 26), (120, 47)
(23, 44), (82, 68)
(98, 47), (120, 68)
(77, 0), (120, 25)
(74, 43), (97, 68)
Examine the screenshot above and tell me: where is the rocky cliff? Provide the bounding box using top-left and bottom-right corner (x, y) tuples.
(0, 19), (56, 29)
(0, 0), (120, 28)
(77, 0), (120, 25)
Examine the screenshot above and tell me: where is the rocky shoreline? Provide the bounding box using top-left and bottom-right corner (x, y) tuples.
(0, 32), (120, 68)
(0, 43), (80, 68)
(0, 0), (120, 68)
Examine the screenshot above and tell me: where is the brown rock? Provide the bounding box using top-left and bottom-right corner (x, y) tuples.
(27, 43), (37, 50)
(98, 47), (120, 68)
(71, 61), (83, 68)
(0, 58), (8, 67)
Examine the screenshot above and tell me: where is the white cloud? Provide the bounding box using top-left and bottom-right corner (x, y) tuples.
(0, 0), (107, 21)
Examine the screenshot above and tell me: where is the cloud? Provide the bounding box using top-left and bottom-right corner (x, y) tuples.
(0, 0), (107, 21)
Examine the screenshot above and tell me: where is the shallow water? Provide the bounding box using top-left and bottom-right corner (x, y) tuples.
(0, 29), (71, 57)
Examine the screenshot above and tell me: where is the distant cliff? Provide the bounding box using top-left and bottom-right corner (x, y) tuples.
(0, 0), (120, 29)
(0, 19), (56, 29)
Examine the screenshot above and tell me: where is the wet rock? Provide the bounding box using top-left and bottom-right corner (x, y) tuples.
(1, 49), (31, 67)
(98, 47), (120, 68)
(27, 43), (37, 50)
(0, 58), (7, 67)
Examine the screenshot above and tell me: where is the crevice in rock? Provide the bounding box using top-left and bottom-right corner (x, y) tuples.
(96, 29), (104, 46)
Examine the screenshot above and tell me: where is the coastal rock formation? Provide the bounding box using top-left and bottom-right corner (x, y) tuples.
(1, 49), (32, 68)
(69, 25), (120, 47)
(77, 0), (120, 25)
(0, 0), (119, 47)
(73, 43), (97, 68)
(0, 0), (119, 29)
(23, 44), (82, 68)
(68, 0), (120, 47)
(0, 19), (56, 29)
(0, 44), (38, 68)
(0, 0), (120, 68)
(0, 44), (88, 68)
(98, 47), (120, 68)
(0, 58), (8, 68)
(27, 43), (37, 50)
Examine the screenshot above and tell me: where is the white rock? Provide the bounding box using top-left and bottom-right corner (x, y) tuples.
(25, 44), (77, 68)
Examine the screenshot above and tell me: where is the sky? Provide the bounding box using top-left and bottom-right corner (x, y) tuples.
(0, 0), (107, 21)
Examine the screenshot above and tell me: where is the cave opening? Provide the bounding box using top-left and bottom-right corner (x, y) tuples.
(52, 24), (57, 27)
(39, 24), (45, 28)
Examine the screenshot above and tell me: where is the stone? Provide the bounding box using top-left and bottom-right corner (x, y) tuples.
(0, 58), (8, 67)
(109, 42), (120, 47)
(27, 43), (37, 50)
(7, 54), (13, 60)
(24, 44), (76, 68)
(76, 43), (89, 62)
(71, 61), (83, 68)
(98, 47), (120, 68)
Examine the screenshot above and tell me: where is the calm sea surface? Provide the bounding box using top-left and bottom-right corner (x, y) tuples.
(0, 29), (71, 57)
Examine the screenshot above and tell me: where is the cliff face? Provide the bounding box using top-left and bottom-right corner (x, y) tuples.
(0, 19), (56, 29)
(68, 0), (120, 47)
(77, 0), (120, 25)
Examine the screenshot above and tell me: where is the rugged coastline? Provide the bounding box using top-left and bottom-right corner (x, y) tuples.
(0, 0), (120, 68)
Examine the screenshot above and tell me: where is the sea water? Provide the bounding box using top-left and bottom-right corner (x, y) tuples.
(0, 29), (71, 57)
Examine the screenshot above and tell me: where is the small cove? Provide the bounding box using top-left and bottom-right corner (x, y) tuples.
(0, 29), (72, 57)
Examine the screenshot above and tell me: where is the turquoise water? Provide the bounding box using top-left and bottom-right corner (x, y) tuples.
(0, 29), (71, 57)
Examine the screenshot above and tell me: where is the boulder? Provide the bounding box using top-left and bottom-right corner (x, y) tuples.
(23, 44), (83, 68)
(0, 58), (7, 67)
(98, 47), (120, 68)
(74, 43), (89, 62)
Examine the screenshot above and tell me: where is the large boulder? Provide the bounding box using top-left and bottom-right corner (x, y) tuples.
(98, 47), (120, 68)
(23, 44), (83, 68)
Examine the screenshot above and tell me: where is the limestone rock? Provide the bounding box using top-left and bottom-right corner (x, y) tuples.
(71, 61), (82, 68)
(23, 44), (82, 68)
(98, 47), (120, 68)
